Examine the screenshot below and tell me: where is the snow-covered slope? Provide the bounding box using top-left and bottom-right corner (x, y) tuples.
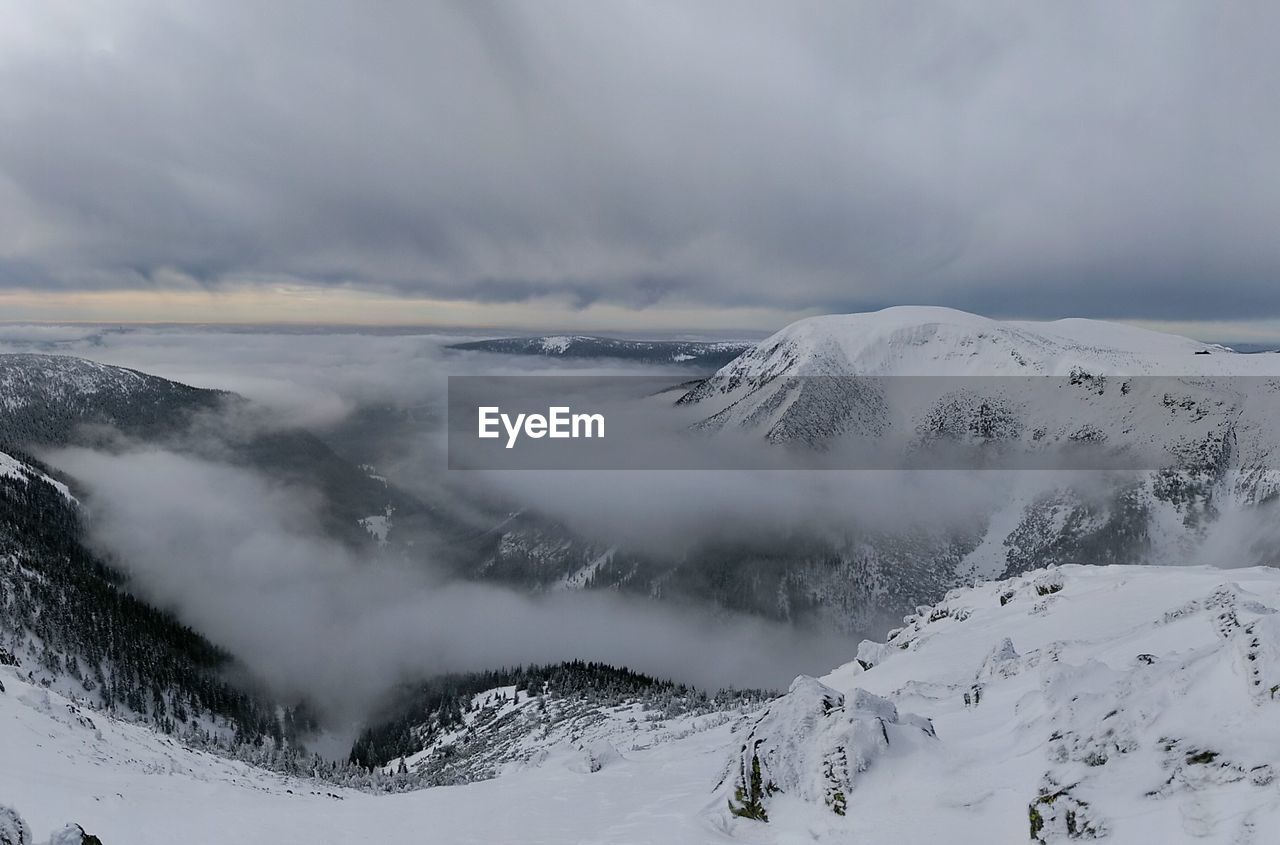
(0, 447), (319, 759)
(692, 306), (1254, 385)
(382, 680), (758, 786)
(712, 564), (1280, 843)
(0, 451), (74, 503)
(0, 352), (430, 553)
(8, 563), (1280, 843)
(681, 307), (1280, 441)
(0, 353), (226, 443)
(0, 661), (745, 845)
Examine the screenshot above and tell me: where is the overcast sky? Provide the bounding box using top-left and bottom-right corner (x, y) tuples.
(1, 1), (1278, 335)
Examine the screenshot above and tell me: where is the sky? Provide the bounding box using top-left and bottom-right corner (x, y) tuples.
(1, 1), (1278, 336)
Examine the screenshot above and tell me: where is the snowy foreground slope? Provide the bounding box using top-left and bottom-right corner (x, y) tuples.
(713, 564), (1280, 844)
(8, 563), (1280, 843)
(0, 663), (738, 844)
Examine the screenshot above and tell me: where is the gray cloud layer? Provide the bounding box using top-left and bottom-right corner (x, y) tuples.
(48, 445), (860, 724)
(1, 1), (1278, 319)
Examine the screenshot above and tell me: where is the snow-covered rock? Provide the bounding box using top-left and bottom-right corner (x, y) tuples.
(854, 639), (892, 669)
(0, 810), (99, 845)
(0, 807), (30, 845)
(567, 740), (624, 774)
(46, 825), (101, 845)
(715, 675), (934, 822)
(763, 564), (1280, 842)
(976, 636), (1022, 680)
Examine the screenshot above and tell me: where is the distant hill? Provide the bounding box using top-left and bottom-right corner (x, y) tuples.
(1217, 342), (1280, 354)
(0, 352), (436, 552)
(446, 335), (752, 368)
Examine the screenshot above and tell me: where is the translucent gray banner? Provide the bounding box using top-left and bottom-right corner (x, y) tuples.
(447, 375), (1280, 470)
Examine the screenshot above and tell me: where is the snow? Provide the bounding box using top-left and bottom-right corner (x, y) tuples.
(357, 507), (393, 546)
(733, 306), (1271, 378)
(679, 310), (1280, 572)
(384, 679), (748, 785)
(9, 564), (1280, 842)
(0, 354), (158, 408)
(10, 311), (1280, 842)
(555, 547), (616, 590)
(711, 676), (935, 823)
(566, 740), (624, 774)
(0, 806), (32, 845)
(685, 306), (1280, 430)
(537, 336), (583, 354)
(0, 666), (739, 844)
(0, 451), (75, 503)
(794, 564), (1280, 843)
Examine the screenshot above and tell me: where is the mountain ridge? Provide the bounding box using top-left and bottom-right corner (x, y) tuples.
(447, 335), (752, 368)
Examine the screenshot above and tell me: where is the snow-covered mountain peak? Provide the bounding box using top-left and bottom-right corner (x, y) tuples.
(0, 352), (229, 445)
(712, 306), (1256, 382)
(677, 306), (1280, 456)
(0, 353), (163, 401)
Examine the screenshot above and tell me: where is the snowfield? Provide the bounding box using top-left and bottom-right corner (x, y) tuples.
(9, 563), (1280, 843)
(714, 564), (1280, 843)
(0, 664), (740, 844)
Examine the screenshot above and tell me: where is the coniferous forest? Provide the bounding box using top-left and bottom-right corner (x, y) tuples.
(0, 445), (307, 746)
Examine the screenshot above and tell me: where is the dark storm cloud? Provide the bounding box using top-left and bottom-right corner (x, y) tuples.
(1, 1), (1278, 319)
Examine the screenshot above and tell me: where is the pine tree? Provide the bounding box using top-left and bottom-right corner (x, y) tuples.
(729, 743), (769, 822)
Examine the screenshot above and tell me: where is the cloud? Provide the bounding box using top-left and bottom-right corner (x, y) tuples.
(12, 329), (1006, 733)
(0, 323), (1078, 553)
(0, 1), (1277, 322)
(0, 323), (709, 432)
(45, 445), (859, 727)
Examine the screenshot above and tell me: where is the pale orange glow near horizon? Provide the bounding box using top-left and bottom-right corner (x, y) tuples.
(3, 287), (1278, 344)
(0, 286), (810, 334)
